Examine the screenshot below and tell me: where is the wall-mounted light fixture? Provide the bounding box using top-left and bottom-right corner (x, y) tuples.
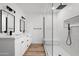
(21, 16), (26, 20)
(6, 5), (16, 13)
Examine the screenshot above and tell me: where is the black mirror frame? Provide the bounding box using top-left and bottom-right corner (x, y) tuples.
(2, 10), (15, 32)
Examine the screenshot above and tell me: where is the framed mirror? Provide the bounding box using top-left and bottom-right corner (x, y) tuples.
(7, 12), (15, 32)
(2, 10), (15, 33)
(20, 19), (25, 33)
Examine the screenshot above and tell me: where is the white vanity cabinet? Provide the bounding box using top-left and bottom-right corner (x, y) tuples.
(0, 34), (32, 56)
(27, 37), (32, 47)
(0, 37), (15, 56)
(15, 35), (31, 56)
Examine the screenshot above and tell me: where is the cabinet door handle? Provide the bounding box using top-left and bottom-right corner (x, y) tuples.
(27, 40), (28, 41)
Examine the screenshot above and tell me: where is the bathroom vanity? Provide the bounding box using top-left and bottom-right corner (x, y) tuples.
(15, 34), (31, 56)
(0, 9), (32, 56)
(0, 36), (15, 56)
(0, 34), (31, 56)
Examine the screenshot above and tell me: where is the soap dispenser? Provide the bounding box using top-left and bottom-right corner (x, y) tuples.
(10, 31), (12, 35)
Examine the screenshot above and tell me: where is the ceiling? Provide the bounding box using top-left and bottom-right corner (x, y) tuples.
(16, 3), (72, 15)
(16, 3), (52, 15)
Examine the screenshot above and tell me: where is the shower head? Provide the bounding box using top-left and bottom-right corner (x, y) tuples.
(56, 3), (67, 9)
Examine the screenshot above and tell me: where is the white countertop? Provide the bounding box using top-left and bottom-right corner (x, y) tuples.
(0, 33), (31, 39)
(0, 35), (15, 38)
(0, 33), (15, 38)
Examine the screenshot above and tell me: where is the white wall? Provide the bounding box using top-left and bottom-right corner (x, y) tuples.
(45, 13), (52, 41)
(25, 12), (52, 44)
(53, 3), (79, 56)
(27, 14), (43, 44)
(27, 12), (52, 44)
(15, 3), (52, 44)
(53, 13), (60, 41)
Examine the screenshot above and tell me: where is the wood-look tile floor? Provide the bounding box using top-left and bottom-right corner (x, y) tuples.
(23, 44), (46, 56)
